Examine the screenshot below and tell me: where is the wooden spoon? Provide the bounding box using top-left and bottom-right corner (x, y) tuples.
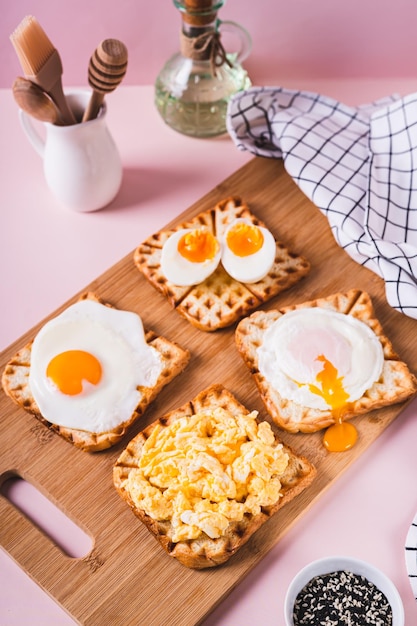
(12, 76), (66, 125)
(82, 39), (128, 123)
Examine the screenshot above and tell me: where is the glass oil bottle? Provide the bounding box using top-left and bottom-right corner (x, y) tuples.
(155, 0), (252, 137)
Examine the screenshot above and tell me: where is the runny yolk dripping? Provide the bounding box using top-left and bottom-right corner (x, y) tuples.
(177, 229), (219, 263)
(308, 355), (358, 452)
(47, 350), (102, 395)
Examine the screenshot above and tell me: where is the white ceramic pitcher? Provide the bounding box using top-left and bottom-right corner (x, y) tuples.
(19, 89), (123, 212)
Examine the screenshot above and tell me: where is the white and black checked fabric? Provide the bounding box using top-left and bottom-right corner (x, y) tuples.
(226, 87), (417, 319)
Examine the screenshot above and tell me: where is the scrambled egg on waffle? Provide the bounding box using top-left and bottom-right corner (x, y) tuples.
(126, 407), (289, 542)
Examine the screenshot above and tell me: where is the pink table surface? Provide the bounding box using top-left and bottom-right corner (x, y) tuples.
(1, 81), (417, 625)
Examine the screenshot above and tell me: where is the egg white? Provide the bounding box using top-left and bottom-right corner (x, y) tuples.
(160, 228), (221, 287)
(29, 300), (163, 433)
(257, 308), (384, 410)
(221, 218), (276, 283)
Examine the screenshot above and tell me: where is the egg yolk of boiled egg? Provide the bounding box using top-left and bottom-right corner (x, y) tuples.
(178, 229), (219, 263)
(160, 228), (221, 286)
(46, 349), (102, 395)
(221, 219), (276, 283)
(226, 221), (264, 256)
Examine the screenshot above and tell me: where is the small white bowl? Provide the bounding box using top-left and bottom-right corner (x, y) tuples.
(284, 556), (404, 626)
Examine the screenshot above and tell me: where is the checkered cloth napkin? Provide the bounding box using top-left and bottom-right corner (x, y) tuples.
(226, 87), (417, 320)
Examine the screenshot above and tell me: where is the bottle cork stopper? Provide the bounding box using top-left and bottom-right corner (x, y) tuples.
(181, 0), (219, 26)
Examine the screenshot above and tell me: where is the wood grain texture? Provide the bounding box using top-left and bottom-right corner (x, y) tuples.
(1, 156), (416, 625)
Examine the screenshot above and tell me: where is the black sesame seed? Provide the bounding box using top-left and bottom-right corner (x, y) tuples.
(293, 570), (393, 625)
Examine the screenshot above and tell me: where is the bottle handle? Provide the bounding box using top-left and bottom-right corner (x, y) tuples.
(217, 19), (252, 64)
(19, 109), (46, 157)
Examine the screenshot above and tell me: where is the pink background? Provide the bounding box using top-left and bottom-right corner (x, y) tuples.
(3, 2), (417, 624)
(3, 0), (417, 91)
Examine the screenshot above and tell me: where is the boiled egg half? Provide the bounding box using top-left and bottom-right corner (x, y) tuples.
(221, 218), (276, 283)
(29, 299), (163, 433)
(160, 220), (276, 286)
(160, 228), (221, 286)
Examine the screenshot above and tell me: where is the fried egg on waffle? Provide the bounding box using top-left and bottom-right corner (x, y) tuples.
(2, 293), (190, 451)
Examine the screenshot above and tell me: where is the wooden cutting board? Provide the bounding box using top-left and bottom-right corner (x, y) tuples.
(1, 156), (416, 625)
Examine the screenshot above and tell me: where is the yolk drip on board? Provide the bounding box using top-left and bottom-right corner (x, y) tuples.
(307, 355), (357, 452)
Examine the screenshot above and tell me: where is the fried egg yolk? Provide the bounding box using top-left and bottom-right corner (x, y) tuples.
(226, 222), (264, 257)
(177, 229), (219, 263)
(46, 350), (102, 396)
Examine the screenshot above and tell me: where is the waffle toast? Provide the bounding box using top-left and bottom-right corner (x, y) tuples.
(113, 384), (316, 568)
(134, 196), (310, 331)
(1, 293), (190, 451)
(235, 289), (417, 433)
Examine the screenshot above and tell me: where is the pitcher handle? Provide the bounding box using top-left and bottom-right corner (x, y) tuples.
(19, 109), (46, 157)
(218, 19), (252, 64)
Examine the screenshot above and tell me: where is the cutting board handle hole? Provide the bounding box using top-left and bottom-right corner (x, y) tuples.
(1, 474), (93, 558)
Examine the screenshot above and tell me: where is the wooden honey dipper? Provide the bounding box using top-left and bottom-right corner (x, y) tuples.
(82, 39), (128, 122)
